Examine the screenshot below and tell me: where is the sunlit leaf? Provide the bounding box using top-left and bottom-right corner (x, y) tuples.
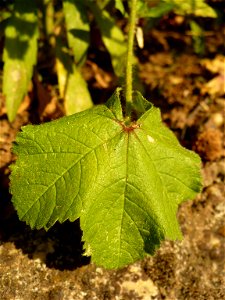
(165, 0), (217, 18)
(63, 0), (90, 67)
(3, 0), (38, 122)
(10, 89), (202, 269)
(136, 0), (216, 18)
(88, 2), (127, 76)
(115, 0), (126, 15)
(55, 37), (92, 115)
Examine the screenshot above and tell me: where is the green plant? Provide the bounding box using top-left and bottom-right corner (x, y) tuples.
(1, 0), (127, 121)
(1, 0), (216, 121)
(2, 0), (38, 121)
(10, 0), (202, 269)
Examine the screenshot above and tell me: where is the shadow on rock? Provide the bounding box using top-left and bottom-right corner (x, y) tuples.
(0, 181), (90, 271)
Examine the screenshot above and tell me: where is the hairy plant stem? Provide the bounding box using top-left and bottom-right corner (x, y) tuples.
(125, 0), (137, 118)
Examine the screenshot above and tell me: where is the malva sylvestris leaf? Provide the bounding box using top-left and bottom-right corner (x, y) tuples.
(10, 89), (202, 269)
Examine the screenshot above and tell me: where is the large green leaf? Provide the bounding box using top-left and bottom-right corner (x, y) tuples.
(3, 0), (38, 122)
(63, 0), (90, 67)
(10, 89), (201, 269)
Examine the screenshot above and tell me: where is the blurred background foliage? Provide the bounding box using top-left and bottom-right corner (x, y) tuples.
(0, 0), (221, 122)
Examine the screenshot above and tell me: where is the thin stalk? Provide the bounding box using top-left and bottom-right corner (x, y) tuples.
(125, 0), (137, 118)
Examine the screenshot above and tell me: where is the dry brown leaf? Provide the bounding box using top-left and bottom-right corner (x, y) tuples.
(204, 75), (225, 96)
(201, 55), (225, 96)
(17, 95), (31, 115)
(201, 55), (225, 74)
(85, 61), (114, 89)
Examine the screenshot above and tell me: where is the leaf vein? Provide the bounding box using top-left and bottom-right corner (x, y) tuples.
(21, 130), (122, 223)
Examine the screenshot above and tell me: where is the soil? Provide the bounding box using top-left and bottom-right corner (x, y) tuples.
(0, 3), (225, 300)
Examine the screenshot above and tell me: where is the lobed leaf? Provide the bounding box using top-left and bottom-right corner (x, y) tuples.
(10, 89), (202, 269)
(3, 0), (38, 122)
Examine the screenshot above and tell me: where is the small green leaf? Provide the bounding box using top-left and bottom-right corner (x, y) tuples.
(190, 20), (205, 55)
(55, 37), (93, 115)
(3, 0), (38, 122)
(105, 87), (123, 121)
(88, 2), (127, 76)
(63, 0), (90, 66)
(132, 90), (152, 117)
(10, 90), (202, 269)
(115, 0), (126, 15)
